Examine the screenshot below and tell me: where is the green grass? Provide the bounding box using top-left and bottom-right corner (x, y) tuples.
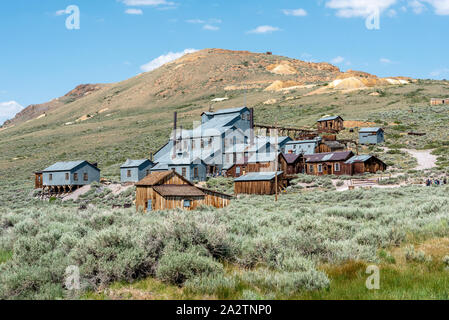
(0, 251), (12, 264)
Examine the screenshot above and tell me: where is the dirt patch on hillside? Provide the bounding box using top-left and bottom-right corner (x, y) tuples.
(344, 120), (376, 128)
(266, 61), (298, 75)
(264, 80), (303, 91)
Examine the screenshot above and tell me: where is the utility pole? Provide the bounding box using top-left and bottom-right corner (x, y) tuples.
(274, 118), (279, 202)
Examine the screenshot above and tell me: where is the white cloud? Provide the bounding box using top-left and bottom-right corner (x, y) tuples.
(422, 0), (449, 15)
(125, 8), (143, 15)
(282, 8), (308, 16)
(430, 68), (449, 78)
(247, 25), (281, 34)
(380, 58), (393, 63)
(409, 0), (426, 13)
(0, 101), (24, 125)
(331, 56), (345, 64)
(203, 24), (219, 31)
(55, 9), (66, 16)
(186, 19), (206, 24)
(325, 0), (398, 18)
(140, 49), (198, 72)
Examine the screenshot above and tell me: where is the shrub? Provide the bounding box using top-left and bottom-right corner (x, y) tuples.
(184, 274), (237, 297)
(404, 245), (432, 263)
(156, 249), (224, 285)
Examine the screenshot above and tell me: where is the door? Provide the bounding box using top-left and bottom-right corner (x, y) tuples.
(147, 200), (152, 212)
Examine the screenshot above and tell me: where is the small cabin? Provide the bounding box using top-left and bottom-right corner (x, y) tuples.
(120, 159), (154, 183)
(234, 171), (285, 195)
(279, 153), (304, 175)
(135, 170), (232, 212)
(317, 116), (344, 133)
(41, 161), (100, 191)
(305, 151), (354, 176)
(359, 128), (385, 145)
(345, 155), (387, 175)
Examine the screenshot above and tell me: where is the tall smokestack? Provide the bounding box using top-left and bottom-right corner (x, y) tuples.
(173, 112), (178, 158)
(250, 108), (255, 146)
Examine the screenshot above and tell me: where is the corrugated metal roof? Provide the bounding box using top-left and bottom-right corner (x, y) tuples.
(202, 106), (247, 116)
(305, 151), (353, 163)
(317, 115), (343, 122)
(43, 161), (97, 172)
(359, 127), (383, 133)
(153, 185), (205, 197)
(345, 155), (373, 164)
(235, 171), (283, 182)
(120, 159), (152, 168)
(136, 171), (175, 186)
(281, 153), (301, 164)
(151, 163), (169, 171)
(286, 138), (321, 145)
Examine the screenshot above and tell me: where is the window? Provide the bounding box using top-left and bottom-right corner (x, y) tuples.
(184, 199), (191, 208)
(201, 140), (204, 149)
(334, 163), (341, 172)
(192, 140), (196, 150)
(74, 173), (78, 181)
(127, 170), (131, 177)
(182, 167), (187, 177)
(49, 174), (53, 181)
(83, 173), (88, 181)
(309, 165), (314, 173)
(194, 167), (199, 178)
(65, 173), (69, 180)
(318, 164), (323, 173)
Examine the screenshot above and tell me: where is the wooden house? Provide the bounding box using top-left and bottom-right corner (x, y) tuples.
(135, 170), (232, 212)
(34, 171), (43, 189)
(359, 128), (385, 145)
(41, 161), (100, 192)
(279, 153), (304, 175)
(304, 151), (354, 176)
(345, 155), (387, 175)
(120, 159), (154, 183)
(234, 171), (285, 195)
(317, 116), (344, 133)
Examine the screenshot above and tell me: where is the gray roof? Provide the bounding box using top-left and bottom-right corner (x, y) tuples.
(43, 161), (99, 172)
(235, 171), (283, 182)
(202, 106), (248, 116)
(345, 155), (373, 164)
(359, 127), (383, 133)
(286, 138), (321, 145)
(305, 151), (354, 163)
(120, 159), (152, 168)
(151, 163), (169, 171)
(317, 115), (343, 122)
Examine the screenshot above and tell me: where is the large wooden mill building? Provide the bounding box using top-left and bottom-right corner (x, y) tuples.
(135, 170), (232, 212)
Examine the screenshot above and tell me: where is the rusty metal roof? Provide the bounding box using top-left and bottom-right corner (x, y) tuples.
(135, 171), (174, 186)
(281, 153), (301, 164)
(153, 185), (205, 197)
(305, 151), (353, 163)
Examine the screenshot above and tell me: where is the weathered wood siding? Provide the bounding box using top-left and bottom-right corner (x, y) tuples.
(226, 162), (275, 178)
(136, 173), (231, 212)
(305, 161), (350, 176)
(234, 176), (286, 195)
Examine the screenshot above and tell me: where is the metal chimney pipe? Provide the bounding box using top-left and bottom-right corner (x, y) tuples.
(250, 108), (255, 146)
(173, 112), (178, 158)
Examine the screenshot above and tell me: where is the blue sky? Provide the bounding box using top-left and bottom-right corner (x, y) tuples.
(1, 0), (448, 124)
